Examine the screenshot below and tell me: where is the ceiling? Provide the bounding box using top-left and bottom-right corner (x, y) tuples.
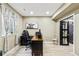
(9, 3), (63, 16)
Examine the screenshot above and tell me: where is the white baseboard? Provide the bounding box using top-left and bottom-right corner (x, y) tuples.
(3, 45), (20, 56)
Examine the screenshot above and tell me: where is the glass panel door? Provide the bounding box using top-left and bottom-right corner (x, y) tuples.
(60, 20), (69, 45)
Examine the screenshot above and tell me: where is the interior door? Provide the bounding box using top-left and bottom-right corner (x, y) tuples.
(60, 20), (69, 45)
(69, 20), (73, 44)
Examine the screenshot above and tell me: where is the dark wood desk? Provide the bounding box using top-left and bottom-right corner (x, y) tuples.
(31, 36), (43, 56)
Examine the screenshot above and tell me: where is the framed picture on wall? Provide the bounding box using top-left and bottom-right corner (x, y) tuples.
(26, 23), (38, 29)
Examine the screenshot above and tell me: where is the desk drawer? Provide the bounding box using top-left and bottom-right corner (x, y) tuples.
(32, 41), (42, 50)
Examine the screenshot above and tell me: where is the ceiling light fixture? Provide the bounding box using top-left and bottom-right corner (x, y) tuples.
(46, 11), (50, 15)
(30, 11), (34, 15)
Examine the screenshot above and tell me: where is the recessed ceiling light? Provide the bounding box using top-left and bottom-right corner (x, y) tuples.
(46, 11), (50, 15)
(30, 11), (34, 15)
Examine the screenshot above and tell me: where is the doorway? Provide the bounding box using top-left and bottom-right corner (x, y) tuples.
(60, 16), (73, 45)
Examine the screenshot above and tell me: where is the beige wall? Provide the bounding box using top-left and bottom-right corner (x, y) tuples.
(74, 10), (79, 55)
(7, 34), (16, 51)
(23, 17), (56, 41)
(55, 21), (60, 44)
(0, 37), (4, 51)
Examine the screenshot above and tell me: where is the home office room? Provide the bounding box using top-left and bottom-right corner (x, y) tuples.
(0, 1), (79, 59)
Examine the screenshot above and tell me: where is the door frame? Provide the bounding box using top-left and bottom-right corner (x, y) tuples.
(59, 14), (75, 53)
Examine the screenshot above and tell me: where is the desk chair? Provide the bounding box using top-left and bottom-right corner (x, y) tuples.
(20, 30), (32, 50)
(25, 31), (32, 50)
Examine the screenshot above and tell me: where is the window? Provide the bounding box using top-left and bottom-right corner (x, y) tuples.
(3, 7), (16, 34)
(4, 7), (10, 34)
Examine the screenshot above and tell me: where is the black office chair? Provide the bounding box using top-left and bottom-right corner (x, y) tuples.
(24, 30), (32, 50)
(20, 30), (32, 50)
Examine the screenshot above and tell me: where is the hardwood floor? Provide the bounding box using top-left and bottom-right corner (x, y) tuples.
(13, 46), (32, 56)
(43, 41), (75, 56)
(12, 41), (75, 56)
